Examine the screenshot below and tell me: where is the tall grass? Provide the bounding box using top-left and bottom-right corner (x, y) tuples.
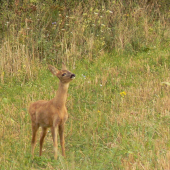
(0, 0), (170, 79)
(0, 0), (170, 169)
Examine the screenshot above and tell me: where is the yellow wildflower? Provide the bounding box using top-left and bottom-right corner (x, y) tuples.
(120, 91), (126, 97)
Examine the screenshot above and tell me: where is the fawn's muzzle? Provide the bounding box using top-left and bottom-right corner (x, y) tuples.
(70, 74), (75, 79)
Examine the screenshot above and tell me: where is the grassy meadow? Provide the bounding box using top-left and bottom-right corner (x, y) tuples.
(0, 0), (170, 169)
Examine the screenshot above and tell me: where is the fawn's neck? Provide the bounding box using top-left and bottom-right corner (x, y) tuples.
(53, 81), (69, 107)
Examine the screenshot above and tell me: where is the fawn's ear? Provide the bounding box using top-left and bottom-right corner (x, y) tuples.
(62, 62), (67, 70)
(48, 65), (59, 76)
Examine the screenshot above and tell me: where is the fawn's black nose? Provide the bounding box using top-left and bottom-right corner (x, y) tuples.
(70, 74), (75, 79)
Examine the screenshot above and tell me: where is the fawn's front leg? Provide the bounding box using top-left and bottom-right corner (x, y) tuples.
(51, 126), (58, 160)
(59, 124), (66, 157)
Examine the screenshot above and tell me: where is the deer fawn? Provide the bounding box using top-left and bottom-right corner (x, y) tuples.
(29, 63), (75, 159)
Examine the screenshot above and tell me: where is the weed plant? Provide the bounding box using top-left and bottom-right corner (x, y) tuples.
(0, 0), (170, 169)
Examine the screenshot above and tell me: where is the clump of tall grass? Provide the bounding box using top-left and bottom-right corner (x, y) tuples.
(0, 0), (170, 82)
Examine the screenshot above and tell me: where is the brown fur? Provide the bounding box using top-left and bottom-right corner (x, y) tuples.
(29, 63), (75, 159)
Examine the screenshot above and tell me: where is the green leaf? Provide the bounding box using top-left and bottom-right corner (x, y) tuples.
(161, 82), (170, 86)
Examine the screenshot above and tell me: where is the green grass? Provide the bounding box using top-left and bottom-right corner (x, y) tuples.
(1, 0), (170, 169)
(1, 48), (170, 169)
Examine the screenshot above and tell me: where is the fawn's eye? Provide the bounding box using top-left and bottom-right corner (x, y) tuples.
(62, 73), (66, 76)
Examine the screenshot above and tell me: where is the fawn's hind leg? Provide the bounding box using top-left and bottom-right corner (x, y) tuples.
(31, 124), (39, 157)
(39, 127), (48, 156)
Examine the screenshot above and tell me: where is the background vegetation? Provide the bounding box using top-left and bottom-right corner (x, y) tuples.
(0, 0), (170, 169)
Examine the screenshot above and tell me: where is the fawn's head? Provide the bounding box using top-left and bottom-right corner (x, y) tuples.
(48, 63), (75, 83)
